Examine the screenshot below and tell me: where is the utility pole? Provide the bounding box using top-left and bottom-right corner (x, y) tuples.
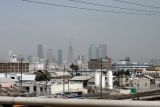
(100, 58), (103, 98)
(63, 66), (65, 93)
(45, 59), (49, 72)
(4, 63), (7, 78)
(5, 63), (9, 77)
(67, 65), (70, 93)
(20, 58), (23, 89)
(68, 75), (70, 93)
(45, 59), (49, 95)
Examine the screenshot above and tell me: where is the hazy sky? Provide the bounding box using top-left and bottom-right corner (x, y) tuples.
(0, 0), (160, 62)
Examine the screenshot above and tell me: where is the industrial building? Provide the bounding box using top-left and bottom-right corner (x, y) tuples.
(0, 62), (29, 73)
(118, 75), (156, 91)
(134, 69), (160, 78)
(88, 58), (112, 70)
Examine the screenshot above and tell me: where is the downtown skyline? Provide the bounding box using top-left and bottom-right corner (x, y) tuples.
(0, 0), (160, 62)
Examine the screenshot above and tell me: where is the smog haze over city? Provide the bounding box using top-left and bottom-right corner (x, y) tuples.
(0, 0), (160, 62)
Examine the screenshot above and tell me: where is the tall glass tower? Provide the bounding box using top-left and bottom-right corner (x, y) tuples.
(68, 44), (74, 64)
(58, 49), (63, 65)
(47, 49), (55, 63)
(37, 44), (44, 59)
(97, 44), (107, 59)
(89, 44), (97, 60)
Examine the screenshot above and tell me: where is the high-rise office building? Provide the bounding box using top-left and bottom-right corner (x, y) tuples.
(97, 44), (107, 59)
(37, 44), (44, 59)
(68, 44), (74, 64)
(58, 49), (63, 65)
(47, 49), (55, 63)
(89, 44), (97, 60)
(89, 44), (107, 60)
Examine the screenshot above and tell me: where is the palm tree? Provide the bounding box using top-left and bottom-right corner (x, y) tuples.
(70, 63), (79, 76)
(74, 65), (79, 76)
(70, 63), (75, 75)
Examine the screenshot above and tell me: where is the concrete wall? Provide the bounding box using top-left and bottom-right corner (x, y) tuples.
(51, 82), (86, 94)
(22, 82), (51, 96)
(119, 77), (126, 87)
(132, 77), (150, 91)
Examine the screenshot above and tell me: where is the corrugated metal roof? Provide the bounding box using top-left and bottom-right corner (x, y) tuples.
(0, 87), (27, 96)
(144, 75), (155, 80)
(0, 77), (15, 84)
(88, 78), (95, 82)
(70, 76), (92, 81)
(51, 71), (71, 77)
(55, 71), (71, 76)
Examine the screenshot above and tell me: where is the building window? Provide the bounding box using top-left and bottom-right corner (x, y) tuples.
(33, 86), (37, 91)
(40, 87), (43, 91)
(10, 77), (15, 79)
(145, 83), (147, 87)
(26, 87), (30, 92)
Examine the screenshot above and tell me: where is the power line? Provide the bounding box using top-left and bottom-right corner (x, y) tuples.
(115, 0), (160, 9)
(21, 0), (155, 15)
(68, 0), (160, 14)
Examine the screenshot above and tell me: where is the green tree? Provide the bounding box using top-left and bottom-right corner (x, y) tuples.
(35, 70), (51, 81)
(70, 63), (75, 75)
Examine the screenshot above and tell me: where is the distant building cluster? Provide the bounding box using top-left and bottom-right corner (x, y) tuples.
(89, 44), (107, 60)
(1, 43), (160, 101)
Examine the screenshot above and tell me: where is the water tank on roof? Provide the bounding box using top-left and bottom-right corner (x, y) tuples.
(95, 71), (105, 88)
(107, 70), (113, 90)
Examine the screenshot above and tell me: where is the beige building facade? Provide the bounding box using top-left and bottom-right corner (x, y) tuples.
(88, 58), (112, 70)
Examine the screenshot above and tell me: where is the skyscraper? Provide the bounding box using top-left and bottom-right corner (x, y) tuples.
(58, 49), (63, 65)
(47, 49), (55, 63)
(89, 44), (97, 60)
(68, 44), (74, 64)
(37, 44), (44, 59)
(97, 44), (107, 59)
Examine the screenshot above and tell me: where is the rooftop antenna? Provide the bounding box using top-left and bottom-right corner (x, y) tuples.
(9, 50), (12, 62)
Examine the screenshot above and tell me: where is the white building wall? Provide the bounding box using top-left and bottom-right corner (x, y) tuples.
(107, 70), (113, 90)
(95, 72), (105, 88)
(51, 82), (86, 94)
(132, 77), (150, 91)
